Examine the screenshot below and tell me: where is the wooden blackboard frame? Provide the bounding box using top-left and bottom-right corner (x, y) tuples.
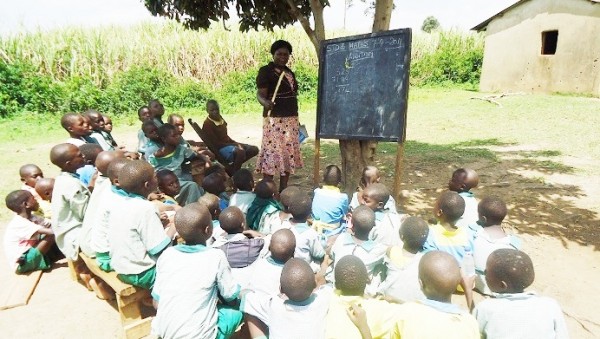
(315, 28), (412, 142)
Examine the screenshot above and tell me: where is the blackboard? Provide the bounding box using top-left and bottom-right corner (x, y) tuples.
(316, 29), (412, 142)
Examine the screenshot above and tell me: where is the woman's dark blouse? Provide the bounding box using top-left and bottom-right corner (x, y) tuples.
(256, 62), (298, 118)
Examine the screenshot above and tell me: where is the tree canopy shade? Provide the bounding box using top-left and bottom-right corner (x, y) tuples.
(421, 16), (440, 33)
(144, 0), (325, 33)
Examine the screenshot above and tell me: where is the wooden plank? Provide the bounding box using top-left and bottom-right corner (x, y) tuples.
(123, 317), (153, 339)
(79, 253), (137, 297)
(0, 270), (43, 310)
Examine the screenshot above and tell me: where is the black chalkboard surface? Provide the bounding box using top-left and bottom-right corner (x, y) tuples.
(316, 29), (412, 141)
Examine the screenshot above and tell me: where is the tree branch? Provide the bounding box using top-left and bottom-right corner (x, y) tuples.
(285, 0), (319, 54)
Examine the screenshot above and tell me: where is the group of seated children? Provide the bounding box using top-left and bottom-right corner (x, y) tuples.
(3, 98), (568, 339)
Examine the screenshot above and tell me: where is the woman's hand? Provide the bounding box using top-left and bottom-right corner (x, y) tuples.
(262, 100), (275, 110)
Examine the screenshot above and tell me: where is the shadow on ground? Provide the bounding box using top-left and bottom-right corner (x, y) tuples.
(291, 138), (600, 251)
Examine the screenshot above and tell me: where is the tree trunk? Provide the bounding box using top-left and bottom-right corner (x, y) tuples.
(338, 0), (393, 192)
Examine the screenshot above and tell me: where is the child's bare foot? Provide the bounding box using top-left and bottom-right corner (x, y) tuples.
(89, 278), (115, 300)
(79, 272), (93, 291)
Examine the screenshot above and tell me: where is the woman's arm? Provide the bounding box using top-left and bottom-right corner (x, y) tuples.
(257, 88), (274, 110)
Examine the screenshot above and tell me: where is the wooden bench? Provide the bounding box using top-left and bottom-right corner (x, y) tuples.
(188, 118), (231, 167)
(79, 253), (153, 339)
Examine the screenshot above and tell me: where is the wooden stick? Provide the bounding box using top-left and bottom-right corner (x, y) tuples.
(393, 142), (405, 204)
(267, 71), (286, 117)
(313, 137), (321, 187)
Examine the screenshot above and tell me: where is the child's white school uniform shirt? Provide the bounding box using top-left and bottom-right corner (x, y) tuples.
(90, 186), (127, 255)
(108, 194), (171, 275)
(369, 210), (401, 246)
(79, 176), (110, 257)
(242, 256), (285, 295)
(329, 233), (387, 284)
(241, 285), (333, 339)
(51, 171), (90, 260)
(3, 215), (45, 271)
(229, 191), (256, 215)
(378, 250), (426, 302)
(456, 191), (479, 228)
(152, 244), (240, 339)
(290, 222), (325, 265)
(473, 292), (569, 339)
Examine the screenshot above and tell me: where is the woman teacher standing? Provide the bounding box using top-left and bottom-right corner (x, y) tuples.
(255, 40), (303, 191)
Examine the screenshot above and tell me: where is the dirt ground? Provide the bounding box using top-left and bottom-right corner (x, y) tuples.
(1, 120), (599, 338)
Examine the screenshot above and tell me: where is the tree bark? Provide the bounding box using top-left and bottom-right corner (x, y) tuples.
(285, 0), (323, 55)
(338, 0), (393, 192)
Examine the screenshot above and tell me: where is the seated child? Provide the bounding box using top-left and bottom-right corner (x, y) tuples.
(326, 255), (404, 339)
(423, 191), (475, 309)
(149, 99), (165, 127)
(229, 169), (256, 215)
(84, 109), (114, 151)
(141, 119), (162, 161)
(77, 143), (103, 189)
(247, 179), (283, 232)
(152, 203), (242, 339)
(242, 229), (296, 295)
(3, 190), (55, 273)
(261, 185), (299, 234)
(61, 112), (93, 147)
(241, 258), (333, 339)
(350, 165), (397, 213)
(202, 99), (259, 175)
(149, 123), (204, 205)
(151, 169), (182, 216)
(19, 164), (50, 219)
(472, 197), (522, 295)
(50, 143), (90, 261)
(90, 158), (130, 271)
(378, 216), (429, 302)
(101, 114), (118, 148)
(312, 165), (349, 235)
(79, 150), (125, 257)
(35, 177), (54, 202)
(328, 206), (387, 294)
(212, 206), (264, 269)
(448, 168), (480, 228)
(108, 160), (175, 289)
(360, 183), (401, 246)
(202, 172), (229, 210)
(473, 249), (568, 338)
(168, 113), (214, 184)
(394, 251), (479, 338)
(137, 106), (152, 156)
(199, 193), (225, 242)
(288, 194), (325, 270)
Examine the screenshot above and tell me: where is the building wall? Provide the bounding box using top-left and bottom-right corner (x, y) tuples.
(479, 0), (600, 96)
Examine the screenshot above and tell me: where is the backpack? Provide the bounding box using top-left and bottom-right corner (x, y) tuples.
(219, 238), (265, 268)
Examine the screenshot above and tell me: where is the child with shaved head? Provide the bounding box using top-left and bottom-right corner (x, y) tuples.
(379, 216), (429, 302)
(473, 249), (568, 338)
(360, 183), (401, 246)
(19, 163), (51, 219)
(61, 112), (93, 147)
(311, 165), (349, 235)
(79, 150), (125, 258)
(328, 205), (387, 295)
(107, 160), (175, 289)
(76, 143), (103, 189)
(247, 179), (283, 232)
(288, 194), (325, 271)
(472, 197), (522, 295)
(448, 168), (480, 228)
(261, 185), (300, 234)
(326, 255), (405, 338)
(84, 109), (114, 151)
(90, 158), (130, 271)
(242, 229), (296, 295)
(151, 203), (242, 339)
(4, 190), (56, 273)
(424, 190), (476, 308)
(394, 251), (479, 338)
(50, 143), (90, 261)
(241, 258), (333, 339)
(350, 166), (397, 213)
(211, 206), (265, 269)
(35, 178), (54, 203)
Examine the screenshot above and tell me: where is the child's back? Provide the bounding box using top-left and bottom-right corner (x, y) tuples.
(394, 251), (479, 339)
(311, 165), (348, 228)
(247, 180), (282, 232)
(152, 204), (241, 339)
(448, 168), (479, 228)
(288, 194), (325, 268)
